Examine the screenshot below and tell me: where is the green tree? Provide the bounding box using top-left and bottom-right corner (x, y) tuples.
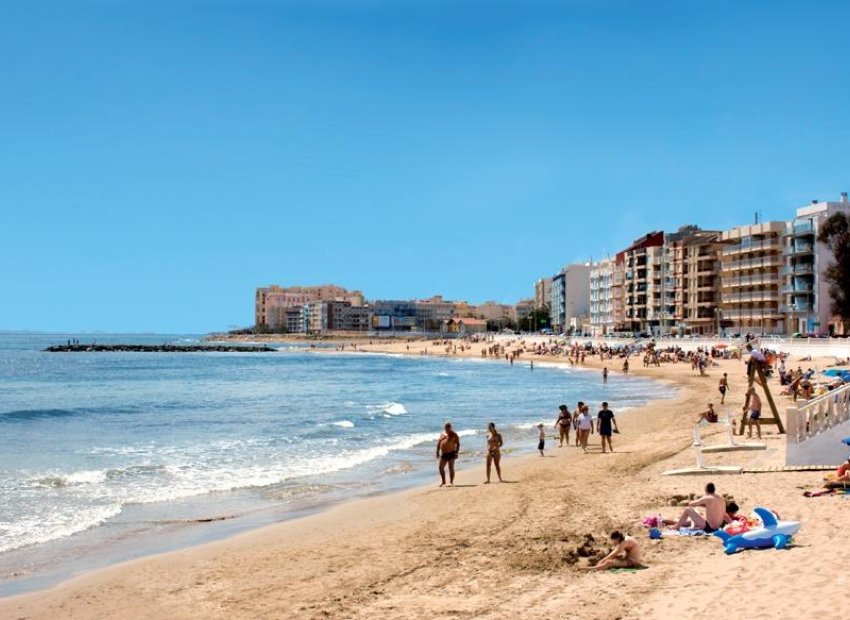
(817, 212), (850, 320)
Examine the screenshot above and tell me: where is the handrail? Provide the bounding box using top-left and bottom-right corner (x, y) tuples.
(785, 382), (850, 445)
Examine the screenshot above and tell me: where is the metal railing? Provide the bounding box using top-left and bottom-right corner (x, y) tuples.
(786, 383), (850, 445)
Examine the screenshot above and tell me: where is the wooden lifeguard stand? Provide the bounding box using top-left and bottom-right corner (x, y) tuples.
(738, 359), (785, 435)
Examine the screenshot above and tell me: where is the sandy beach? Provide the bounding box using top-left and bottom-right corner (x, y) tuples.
(2, 339), (847, 619)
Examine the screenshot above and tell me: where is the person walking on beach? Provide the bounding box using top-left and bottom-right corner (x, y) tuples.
(673, 482), (727, 533)
(576, 407), (594, 452)
(436, 422), (460, 487)
(718, 373), (729, 404)
(485, 422), (504, 483)
(622, 358), (629, 374)
(744, 387), (762, 439)
(554, 405), (572, 447)
(573, 402), (585, 447)
(582, 531), (643, 571)
(602, 367), (609, 384)
(596, 402), (618, 453)
(537, 423), (546, 456)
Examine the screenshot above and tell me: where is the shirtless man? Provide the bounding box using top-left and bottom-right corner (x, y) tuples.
(436, 422), (460, 487)
(718, 373), (729, 404)
(696, 403), (718, 424)
(744, 387), (762, 439)
(674, 482), (727, 532)
(583, 531), (643, 571)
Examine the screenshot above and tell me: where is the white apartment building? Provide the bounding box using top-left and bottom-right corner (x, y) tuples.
(589, 258), (615, 335)
(551, 263), (591, 333)
(783, 193), (850, 335)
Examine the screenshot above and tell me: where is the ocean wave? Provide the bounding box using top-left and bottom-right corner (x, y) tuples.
(0, 503), (124, 554)
(331, 420), (355, 428)
(0, 408), (78, 422)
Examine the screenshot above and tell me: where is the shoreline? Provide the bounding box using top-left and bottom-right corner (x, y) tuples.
(2, 345), (844, 619)
(0, 347), (665, 598)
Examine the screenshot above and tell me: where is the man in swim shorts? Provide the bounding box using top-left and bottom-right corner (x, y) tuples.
(673, 482), (727, 532)
(436, 422), (460, 487)
(596, 402), (618, 453)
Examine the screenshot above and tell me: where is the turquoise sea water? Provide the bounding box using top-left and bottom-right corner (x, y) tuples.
(0, 332), (666, 593)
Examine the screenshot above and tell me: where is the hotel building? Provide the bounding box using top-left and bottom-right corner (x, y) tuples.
(256, 284), (365, 331)
(719, 221), (786, 335)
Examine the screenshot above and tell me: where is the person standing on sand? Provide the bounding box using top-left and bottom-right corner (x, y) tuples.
(718, 373), (729, 404)
(602, 367), (609, 384)
(744, 387), (762, 439)
(622, 358), (629, 374)
(582, 531), (643, 571)
(573, 402), (585, 447)
(554, 405), (572, 447)
(537, 423), (546, 456)
(673, 482), (727, 532)
(436, 422), (460, 487)
(485, 422), (503, 483)
(576, 407), (594, 452)
(596, 402), (618, 453)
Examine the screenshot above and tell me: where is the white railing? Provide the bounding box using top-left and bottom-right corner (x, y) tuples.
(786, 383), (850, 445)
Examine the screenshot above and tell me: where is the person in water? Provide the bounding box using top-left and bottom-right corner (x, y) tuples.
(436, 422), (460, 487)
(485, 422), (504, 483)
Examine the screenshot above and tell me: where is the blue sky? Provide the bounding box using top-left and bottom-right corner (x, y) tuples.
(2, 1), (849, 333)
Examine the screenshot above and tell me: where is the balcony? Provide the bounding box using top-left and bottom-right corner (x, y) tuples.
(722, 257), (782, 272)
(782, 242), (814, 256)
(723, 291), (780, 304)
(721, 238), (781, 257)
(781, 264), (814, 276)
(791, 220), (814, 237)
(781, 283), (814, 295)
(721, 308), (783, 320)
(780, 303), (815, 314)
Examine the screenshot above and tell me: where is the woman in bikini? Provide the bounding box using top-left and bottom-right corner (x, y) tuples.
(554, 404), (572, 447)
(485, 422), (504, 483)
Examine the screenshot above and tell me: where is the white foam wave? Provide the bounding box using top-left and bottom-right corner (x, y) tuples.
(0, 503), (123, 554)
(367, 402), (408, 416)
(332, 420), (354, 428)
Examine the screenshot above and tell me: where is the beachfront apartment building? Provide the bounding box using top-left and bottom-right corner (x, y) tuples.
(620, 231), (666, 335)
(534, 277), (552, 310)
(549, 263), (591, 333)
(783, 193), (850, 335)
(718, 221), (786, 335)
(304, 301), (371, 334)
(256, 284), (365, 331)
(589, 258), (615, 335)
(664, 226), (724, 335)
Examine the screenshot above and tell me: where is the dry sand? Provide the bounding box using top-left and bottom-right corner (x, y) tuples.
(2, 340), (847, 620)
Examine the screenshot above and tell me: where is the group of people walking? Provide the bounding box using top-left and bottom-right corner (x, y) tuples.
(553, 401), (619, 453)
(434, 401), (620, 487)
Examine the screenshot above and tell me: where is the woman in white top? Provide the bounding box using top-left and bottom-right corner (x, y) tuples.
(576, 406), (594, 453)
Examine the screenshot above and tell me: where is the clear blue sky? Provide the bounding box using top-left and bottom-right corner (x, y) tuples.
(2, 1), (849, 333)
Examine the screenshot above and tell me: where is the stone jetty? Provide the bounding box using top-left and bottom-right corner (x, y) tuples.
(45, 344), (277, 353)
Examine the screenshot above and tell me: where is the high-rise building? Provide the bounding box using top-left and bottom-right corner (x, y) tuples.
(534, 277), (552, 310)
(719, 221), (786, 335)
(664, 226), (723, 335)
(589, 258), (615, 335)
(549, 263), (591, 333)
(783, 193), (850, 335)
(620, 231), (666, 335)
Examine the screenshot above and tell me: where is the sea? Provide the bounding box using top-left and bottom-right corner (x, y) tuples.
(0, 332), (667, 595)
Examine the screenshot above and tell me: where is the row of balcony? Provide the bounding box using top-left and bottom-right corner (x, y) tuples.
(721, 257), (782, 271)
(721, 238), (781, 257)
(782, 242), (814, 256)
(780, 303), (815, 313)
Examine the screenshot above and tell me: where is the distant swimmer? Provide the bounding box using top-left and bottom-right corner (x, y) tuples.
(602, 367), (608, 384)
(436, 422), (460, 487)
(485, 422), (504, 483)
